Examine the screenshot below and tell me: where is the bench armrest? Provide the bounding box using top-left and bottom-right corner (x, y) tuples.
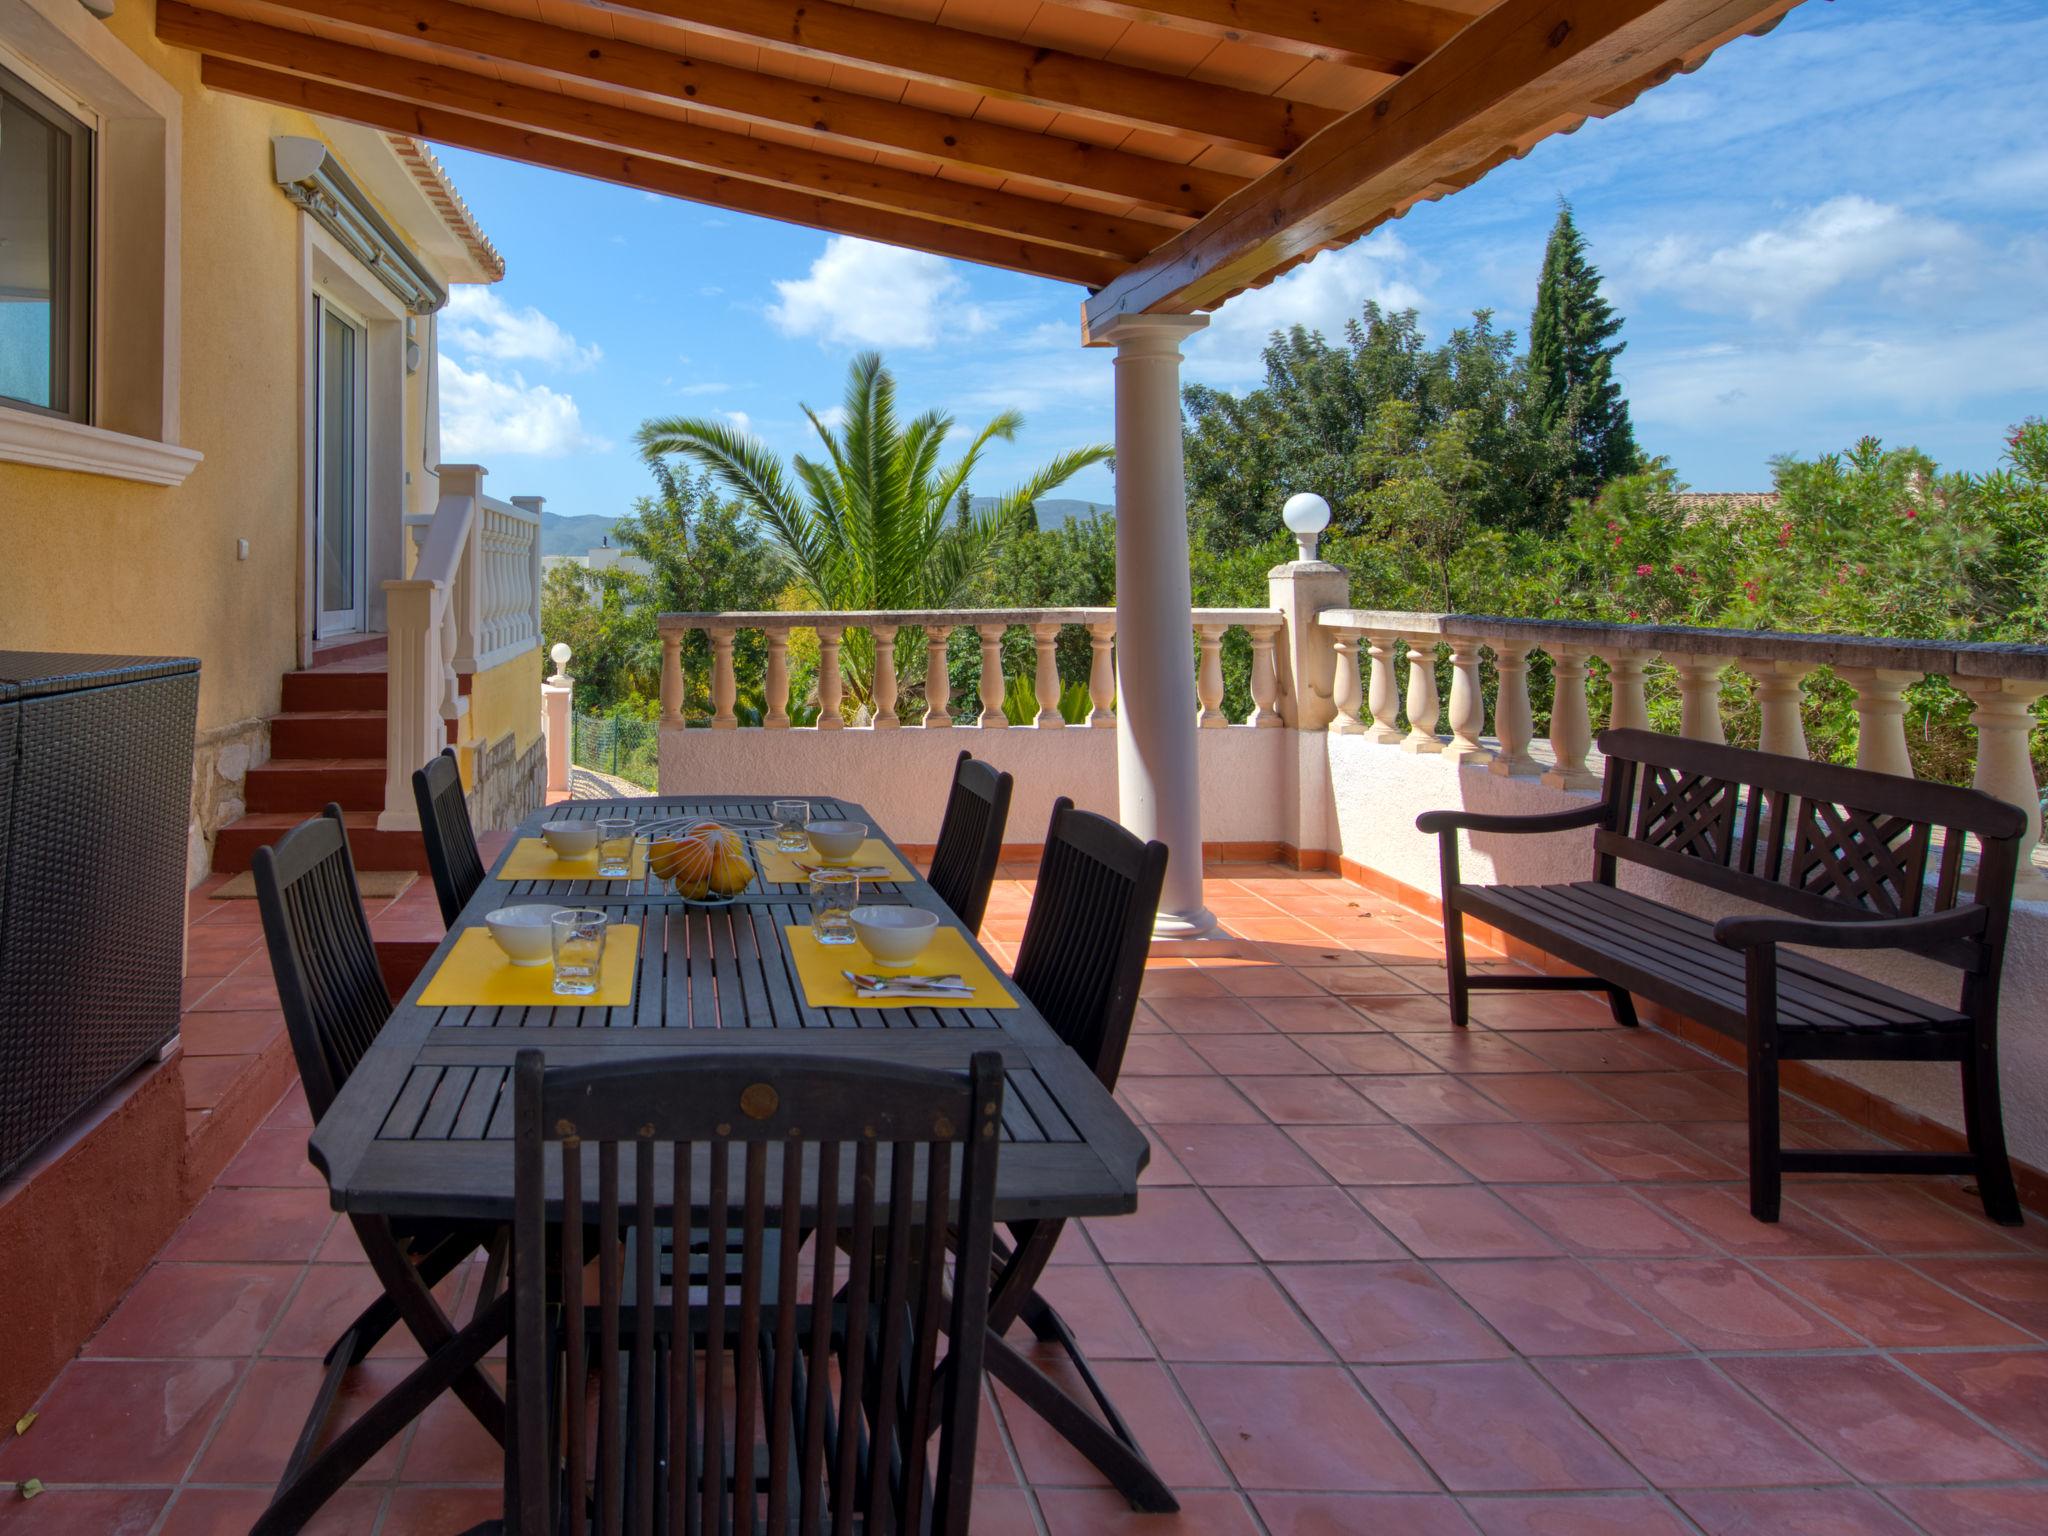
(1415, 804), (1609, 837)
(1713, 906), (1989, 955)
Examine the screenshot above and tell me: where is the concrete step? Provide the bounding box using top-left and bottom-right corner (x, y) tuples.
(281, 664), (387, 713)
(269, 709), (386, 760)
(212, 810), (428, 873)
(243, 758), (387, 814)
(309, 632), (389, 666)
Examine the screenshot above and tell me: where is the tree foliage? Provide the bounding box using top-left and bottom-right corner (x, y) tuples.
(1527, 201), (1639, 510)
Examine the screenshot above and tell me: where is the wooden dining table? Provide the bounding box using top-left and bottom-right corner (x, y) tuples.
(271, 794), (1173, 1532)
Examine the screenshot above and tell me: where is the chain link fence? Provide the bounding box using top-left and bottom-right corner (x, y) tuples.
(570, 712), (659, 792)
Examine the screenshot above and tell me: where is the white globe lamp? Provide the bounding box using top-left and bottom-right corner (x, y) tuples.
(1282, 492), (1331, 563)
(548, 641), (573, 684)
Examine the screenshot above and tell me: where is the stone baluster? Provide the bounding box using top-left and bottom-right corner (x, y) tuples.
(1086, 622), (1116, 727)
(763, 628), (790, 729)
(1836, 667), (1918, 777)
(1401, 642), (1443, 754)
(923, 625), (953, 727)
(1195, 624), (1228, 728)
(709, 627), (737, 729)
(1443, 638), (1492, 767)
(1740, 657), (1811, 758)
(1489, 639), (1536, 777)
(816, 625), (844, 730)
(871, 624), (899, 729)
(1671, 654), (1731, 743)
(438, 602), (462, 743)
(1960, 677), (2048, 899)
(1602, 649), (1652, 731)
(977, 623), (1008, 727)
(1032, 622), (1065, 728)
(1328, 630), (1365, 735)
(1365, 632), (1405, 744)
(660, 628), (684, 728)
(1542, 646), (1600, 789)
(1246, 624), (1283, 728)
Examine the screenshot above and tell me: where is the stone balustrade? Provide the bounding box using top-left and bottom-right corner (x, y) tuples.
(655, 608), (1286, 732)
(1320, 611), (2048, 897)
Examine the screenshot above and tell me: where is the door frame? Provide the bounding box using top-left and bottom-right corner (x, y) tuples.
(312, 291), (369, 636)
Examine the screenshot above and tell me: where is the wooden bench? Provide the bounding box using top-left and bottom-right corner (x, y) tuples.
(1418, 728), (2029, 1226)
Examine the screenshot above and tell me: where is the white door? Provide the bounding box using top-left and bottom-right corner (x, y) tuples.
(314, 296), (369, 636)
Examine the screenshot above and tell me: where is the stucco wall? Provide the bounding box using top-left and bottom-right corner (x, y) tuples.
(467, 647), (545, 756)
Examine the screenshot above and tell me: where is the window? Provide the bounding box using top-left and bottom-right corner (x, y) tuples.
(0, 60), (92, 421)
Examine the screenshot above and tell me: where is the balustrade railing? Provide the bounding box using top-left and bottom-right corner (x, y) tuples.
(655, 608), (1286, 732)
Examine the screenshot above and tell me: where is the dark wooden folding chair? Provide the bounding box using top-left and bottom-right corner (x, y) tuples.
(472, 1049), (1005, 1536)
(250, 806), (508, 1534)
(977, 797), (1173, 1510)
(413, 746), (487, 927)
(925, 750), (1013, 934)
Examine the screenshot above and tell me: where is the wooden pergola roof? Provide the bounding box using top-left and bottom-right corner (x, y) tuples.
(165, 0), (1806, 337)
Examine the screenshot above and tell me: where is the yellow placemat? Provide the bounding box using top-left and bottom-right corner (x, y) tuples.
(421, 925), (640, 1007)
(753, 839), (914, 884)
(498, 837), (647, 881)
(781, 924), (1016, 1010)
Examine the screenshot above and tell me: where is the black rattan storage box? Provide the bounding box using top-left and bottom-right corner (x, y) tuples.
(0, 654), (198, 1182)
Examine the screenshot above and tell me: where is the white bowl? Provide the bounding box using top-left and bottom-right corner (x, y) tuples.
(806, 819), (868, 862)
(541, 820), (599, 858)
(851, 906), (939, 966)
(485, 904), (566, 966)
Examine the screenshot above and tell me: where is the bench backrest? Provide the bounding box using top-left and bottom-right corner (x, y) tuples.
(1592, 729), (2028, 969)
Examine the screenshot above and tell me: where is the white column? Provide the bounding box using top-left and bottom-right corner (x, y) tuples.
(1104, 313), (1213, 936)
(1086, 622), (1116, 727)
(1837, 666), (1918, 777)
(1401, 642), (1443, 754)
(1542, 647), (1600, 790)
(977, 622), (1009, 728)
(1672, 654), (1731, 743)
(1960, 677), (2047, 900)
(1031, 622), (1064, 728)
(1364, 633), (1404, 745)
(1195, 624), (1228, 728)
(542, 645), (573, 798)
(1489, 640), (1536, 777)
(709, 627), (737, 729)
(1601, 649), (1652, 732)
(1328, 630), (1365, 735)
(659, 627), (684, 730)
(872, 624), (900, 729)
(1266, 562), (1350, 729)
(1443, 638), (1492, 767)
(380, 578), (438, 830)
(763, 628), (790, 729)
(1246, 624), (1283, 728)
(816, 625), (844, 730)
(923, 625), (953, 728)
(1740, 658), (1811, 758)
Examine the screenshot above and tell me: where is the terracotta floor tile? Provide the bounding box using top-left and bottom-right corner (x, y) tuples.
(1351, 1186), (1559, 1260)
(1178, 1363), (1433, 1492)
(1026, 1265), (1155, 1359)
(177, 1009), (286, 1057)
(1598, 1071), (1748, 1122)
(1911, 1256), (2048, 1334)
(1538, 1123), (1738, 1182)
(1465, 993), (1622, 1031)
(1115, 1265), (1325, 1362)
(1251, 995), (1382, 1034)
(0, 1490), (167, 1535)
(1290, 1125), (1468, 1185)
(956, 1486), (1038, 1536)
(1434, 1260), (1680, 1356)
(1514, 1032), (1689, 1073)
(0, 1358), (241, 1484)
(1498, 1188), (1709, 1258)
(1720, 1354), (2038, 1484)
(1402, 1033), (1551, 1075)
(180, 1053), (258, 1113)
(1759, 1257), (2036, 1347)
(1883, 1486), (2048, 1536)
(1210, 1187), (1404, 1262)
(1188, 1033), (1331, 1077)
(1209, 964), (1329, 998)
(1146, 995), (1274, 1034)
(1360, 1360), (1639, 1493)
(1149, 1123), (1330, 1186)
(84, 1262), (297, 1359)
(1306, 966), (1431, 998)
(1037, 1488), (1262, 1535)
(995, 1354), (1225, 1489)
(1142, 966), (1229, 999)
(1540, 1357), (1841, 1488)
(1299, 1035), (1440, 1075)
(398, 1365), (506, 1483)
(380, 1487), (503, 1533)
(1642, 1186), (1871, 1256)
(216, 1126), (326, 1189)
(186, 966), (281, 1012)
(1895, 1350), (2048, 1457)
(1788, 1183), (2025, 1255)
(1085, 1188), (1253, 1265)
(1360, 994), (1473, 1032)
(1121, 1034), (1214, 1076)
(1275, 1262), (1512, 1364)
(1470, 1074), (1638, 1122)
(1121, 1077), (1265, 1126)
(1671, 1487), (1919, 1535)
(161, 1186), (334, 1263)
(1461, 1492), (1696, 1536)
(194, 1358), (416, 1483)
(154, 1486), (384, 1535)
(1232, 1075), (1386, 1125)
(1350, 1076), (1511, 1125)
(1588, 1258), (1858, 1351)
(1416, 1124), (1609, 1184)
(1254, 1492), (1482, 1534)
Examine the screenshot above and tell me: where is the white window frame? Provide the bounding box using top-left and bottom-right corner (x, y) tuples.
(313, 292), (370, 637)
(0, 0), (195, 486)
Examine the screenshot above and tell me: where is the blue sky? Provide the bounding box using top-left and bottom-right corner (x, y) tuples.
(430, 0), (2048, 522)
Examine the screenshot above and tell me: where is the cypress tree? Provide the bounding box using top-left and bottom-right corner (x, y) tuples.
(1528, 200), (1638, 504)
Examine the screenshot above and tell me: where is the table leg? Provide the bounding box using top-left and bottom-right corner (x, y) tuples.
(983, 1328), (1178, 1512)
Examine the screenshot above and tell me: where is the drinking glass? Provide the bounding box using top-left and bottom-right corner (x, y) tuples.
(772, 799), (810, 852)
(550, 908), (609, 995)
(809, 870), (859, 946)
(596, 817), (636, 877)
(633, 830), (670, 895)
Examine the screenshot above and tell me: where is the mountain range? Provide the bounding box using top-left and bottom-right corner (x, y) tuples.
(541, 499), (1111, 556)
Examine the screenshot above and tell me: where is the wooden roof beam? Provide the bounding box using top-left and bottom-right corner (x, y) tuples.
(600, 0), (1338, 156)
(158, 3), (1178, 259)
(1082, 0), (1805, 335)
(198, 55), (1128, 286)
(234, 0), (1250, 217)
(1043, 0), (1472, 75)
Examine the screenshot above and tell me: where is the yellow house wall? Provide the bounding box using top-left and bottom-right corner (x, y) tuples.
(464, 648), (546, 768)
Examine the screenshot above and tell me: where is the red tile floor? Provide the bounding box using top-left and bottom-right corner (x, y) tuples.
(5, 866), (2046, 1535)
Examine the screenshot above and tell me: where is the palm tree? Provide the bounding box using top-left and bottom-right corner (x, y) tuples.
(637, 351), (1111, 711)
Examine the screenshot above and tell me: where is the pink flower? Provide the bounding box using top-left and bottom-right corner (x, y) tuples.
(1627, 611), (1641, 622)
(1905, 506), (1918, 519)
(1671, 562), (1686, 575)
(1777, 522), (1793, 548)
(1635, 563), (1654, 576)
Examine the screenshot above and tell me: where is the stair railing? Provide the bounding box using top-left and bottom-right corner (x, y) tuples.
(381, 464), (481, 830)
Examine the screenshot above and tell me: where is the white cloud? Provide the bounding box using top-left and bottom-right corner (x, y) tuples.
(439, 356), (608, 458)
(813, 405), (847, 431)
(768, 237), (990, 349)
(673, 381), (731, 396)
(1623, 196), (1973, 324)
(1184, 233), (1430, 384)
(721, 410), (754, 435)
(443, 286), (602, 371)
